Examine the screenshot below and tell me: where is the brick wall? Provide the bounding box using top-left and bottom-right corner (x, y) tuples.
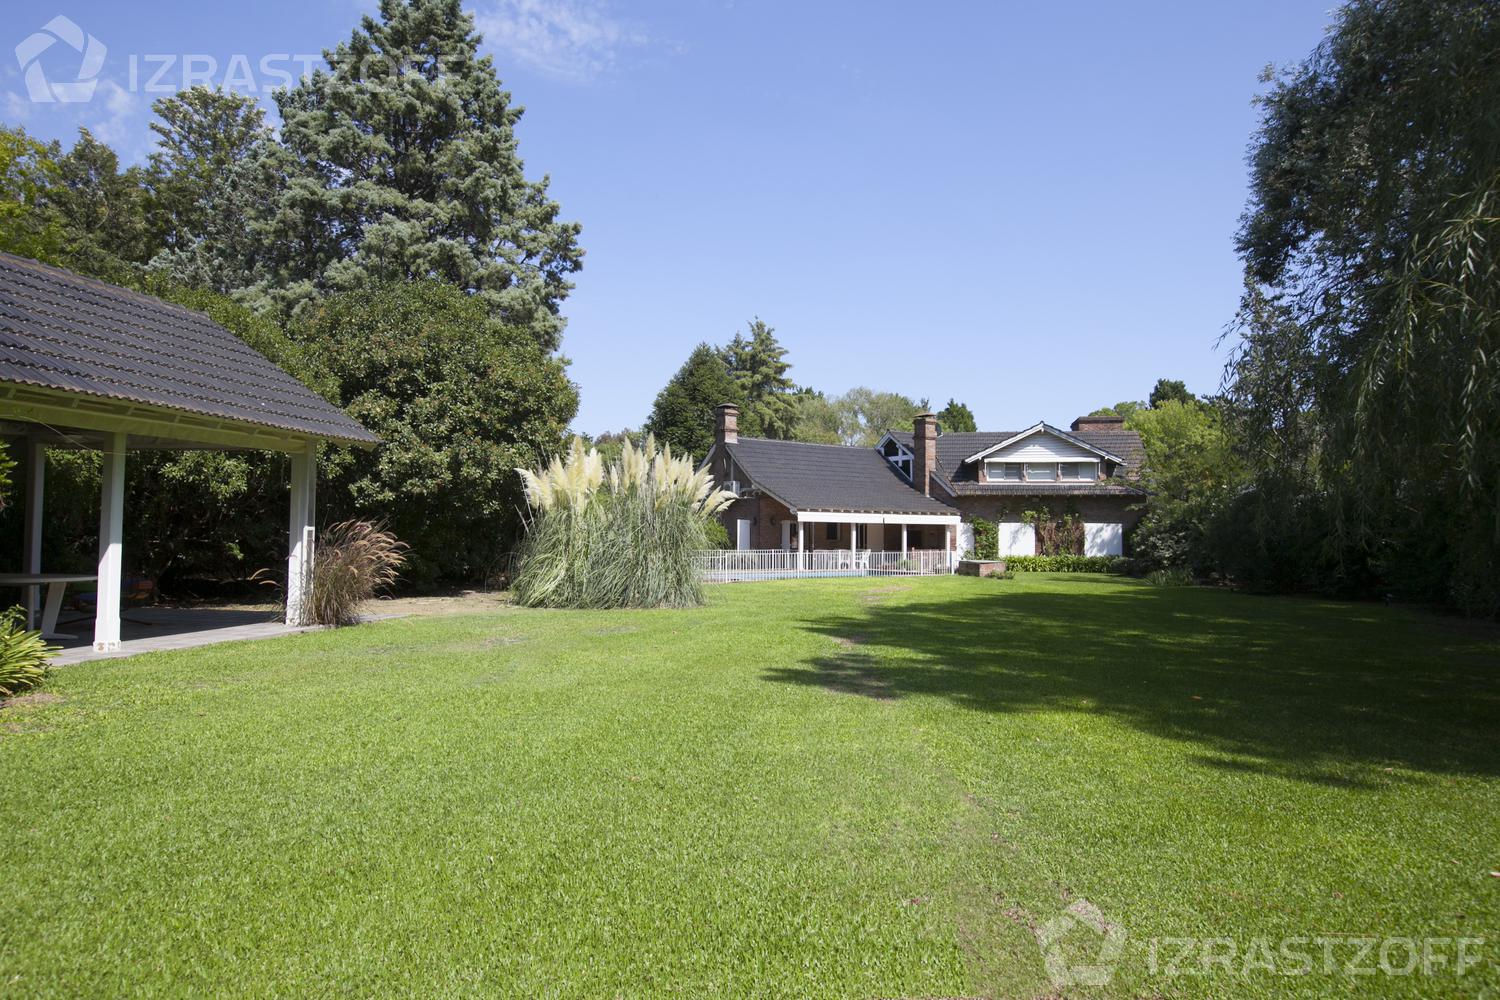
(719, 496), (794, 549)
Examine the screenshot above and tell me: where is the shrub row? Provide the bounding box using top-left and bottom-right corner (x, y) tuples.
(1004, 555), (1126, 573)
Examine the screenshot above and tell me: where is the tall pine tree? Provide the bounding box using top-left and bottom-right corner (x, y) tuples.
(644, 343), (741, 461)
(259, 0), (583, 349)
(720, 318), (796, 438)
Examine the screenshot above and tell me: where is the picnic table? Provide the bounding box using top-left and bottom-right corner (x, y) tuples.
(0, 573), (98, 638)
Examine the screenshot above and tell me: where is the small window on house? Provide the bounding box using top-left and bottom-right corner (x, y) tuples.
(1059, 462), (1097, 481)
(1025, 462), (1057, 481)
(985, 461), (1023, 482)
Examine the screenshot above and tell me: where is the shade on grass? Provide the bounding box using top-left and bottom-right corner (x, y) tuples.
(1, 575), (1496, 997)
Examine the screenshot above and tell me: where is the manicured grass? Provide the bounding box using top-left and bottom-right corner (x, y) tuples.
(1, 574), (1496, 997)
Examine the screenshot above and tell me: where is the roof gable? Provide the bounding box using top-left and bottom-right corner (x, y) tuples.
(962, 422), (1123, 465)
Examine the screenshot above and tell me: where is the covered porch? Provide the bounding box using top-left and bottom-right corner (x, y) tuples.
(0, 252), (379, 658)
(784, 509), (960, 560)
(1, 395), (323, 654)
(702, 507), (962, 583)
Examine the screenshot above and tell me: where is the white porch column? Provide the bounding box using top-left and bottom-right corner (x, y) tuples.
(285, 441), (318, 626)
(796, 521), (805, 570)
(93, 432), (126, 652)
(900, 523), (909, 556)
(849, 523), (857, 557)
(22, 439), (45, 629)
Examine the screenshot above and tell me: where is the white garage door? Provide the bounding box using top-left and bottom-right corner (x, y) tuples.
(1084, 522), (1123, 556)
(999, 522), (1035, 557)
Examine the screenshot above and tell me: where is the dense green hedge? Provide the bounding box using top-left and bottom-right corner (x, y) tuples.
(1004, 555), (1126, 573)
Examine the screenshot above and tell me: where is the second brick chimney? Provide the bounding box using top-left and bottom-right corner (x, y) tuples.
(912, 412), (937, 496)
(1070, 414), (1125, 433)
(715, 403), (740, 446)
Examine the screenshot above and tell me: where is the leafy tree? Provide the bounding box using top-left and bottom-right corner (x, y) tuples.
(1090, 400), (1145, 422)
(1234, 0), (1500, 611)
(39, 129), (152, 283)
(259, 0), (583, 349)
(144, 87), (279, 292)
(298, 281), (577, 584)
(585, 429), (642, 467)
(935, 398), (977, 432)
(0, 127), (65, 264)
(1148, 379), (1194, 409)
(790, 390), (842, 444)
(832, 387), (922, 448)
(643, 343), (741, 461)
(720, 319), (797, 438)
(146, 86), (272, 252)
(1125, 400), (1240, 572)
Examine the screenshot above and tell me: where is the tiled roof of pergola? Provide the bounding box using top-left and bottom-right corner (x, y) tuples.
(0, 252), (377, 446)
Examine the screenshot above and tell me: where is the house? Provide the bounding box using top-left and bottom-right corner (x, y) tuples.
(704, 404), (1144, 558)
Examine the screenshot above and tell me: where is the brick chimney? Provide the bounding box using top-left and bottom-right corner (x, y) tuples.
(1070, 414), (1125, 433)
(715, 403), (739, 446)
(912, 412), (937, 496)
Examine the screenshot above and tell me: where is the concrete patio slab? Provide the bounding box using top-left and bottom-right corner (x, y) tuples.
(49, 607), (313, 666)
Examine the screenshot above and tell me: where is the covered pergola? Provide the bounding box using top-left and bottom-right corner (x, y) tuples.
(0, 253), (378, 652)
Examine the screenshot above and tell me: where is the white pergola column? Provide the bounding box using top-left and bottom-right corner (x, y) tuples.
(93, 432), (126, 652)
(285, 441), (317, 626)
(22, 439), (45, 629)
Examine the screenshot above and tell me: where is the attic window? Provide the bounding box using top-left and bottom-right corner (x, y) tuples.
(1025, 462), (1057, 482)
(985, 461), (1024, 482)
(882, 438), (913, 480)
(1059, 462), (1097, 481)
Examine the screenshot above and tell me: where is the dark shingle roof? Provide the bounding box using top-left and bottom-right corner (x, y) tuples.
(888, 426), (1145, 495)
(0, 253), (377, 446)
(725, 437), (958, 516)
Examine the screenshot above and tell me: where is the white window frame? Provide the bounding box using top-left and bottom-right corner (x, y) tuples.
(1024, 462), (1057, 482)
(1058, 461), (1098, 482)
(985, 460), (1024, 482)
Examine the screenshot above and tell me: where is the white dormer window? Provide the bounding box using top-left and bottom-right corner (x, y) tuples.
(984, 460), (1099, 482)
(880, 437), (913, 480)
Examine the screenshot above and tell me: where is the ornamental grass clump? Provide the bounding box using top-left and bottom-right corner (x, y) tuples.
(307, 520), (409, 627)
(512, 436), (735, 609)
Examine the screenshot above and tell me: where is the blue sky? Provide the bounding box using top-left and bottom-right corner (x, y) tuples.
(3, 0), (1336, 434)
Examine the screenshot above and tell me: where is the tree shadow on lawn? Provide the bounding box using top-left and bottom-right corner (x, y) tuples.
(766, 583), (1500, 785)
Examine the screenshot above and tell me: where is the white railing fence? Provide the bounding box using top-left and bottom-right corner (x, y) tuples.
(695, 549), (955, 583)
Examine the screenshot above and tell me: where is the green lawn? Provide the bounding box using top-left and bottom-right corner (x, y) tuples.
(2, 574), (1496, 997)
